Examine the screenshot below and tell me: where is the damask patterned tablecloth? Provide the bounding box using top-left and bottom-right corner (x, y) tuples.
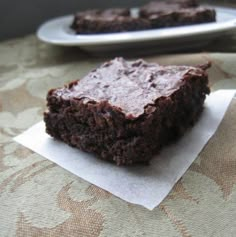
(0, 34), (236, 237)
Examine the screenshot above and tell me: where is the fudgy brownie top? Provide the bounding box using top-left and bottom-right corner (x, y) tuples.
(140, 1), (210, 17)
(140, 2), (187, 16)
(74, 8), (130, 21)
(166, 0), (199, 7)
(52, 58), (208, 118)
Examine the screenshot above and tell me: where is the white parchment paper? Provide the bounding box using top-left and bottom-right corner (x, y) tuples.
(14, 90), (236, 210)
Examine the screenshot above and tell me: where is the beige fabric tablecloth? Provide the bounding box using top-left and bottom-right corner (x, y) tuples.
(1, 28), (236, 237)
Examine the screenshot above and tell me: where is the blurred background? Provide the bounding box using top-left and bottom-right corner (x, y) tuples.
(0, 0), (234, 41)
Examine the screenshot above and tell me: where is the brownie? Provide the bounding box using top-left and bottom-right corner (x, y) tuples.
(166, 0), (199, 8)
(71, 8), (151, 34)
(139, 1), (216, 28)
(44, 58), (210, 165)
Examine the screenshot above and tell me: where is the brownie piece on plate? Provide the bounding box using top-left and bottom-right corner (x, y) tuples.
(166, 0), (199, 8)
(44, 58), (210, 165)
(71, 8), (151, 34)
(139, 1), (216, 28)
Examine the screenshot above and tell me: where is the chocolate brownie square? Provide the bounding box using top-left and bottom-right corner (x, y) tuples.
(44, 58), (210, 165)
(71, 8), (151, 34)
(139, 1), (216, 28)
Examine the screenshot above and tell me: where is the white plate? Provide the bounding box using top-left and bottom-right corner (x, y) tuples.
(37, 6), (236, 53)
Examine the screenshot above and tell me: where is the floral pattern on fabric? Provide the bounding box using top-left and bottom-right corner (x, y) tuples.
(0, 35), (236, 237)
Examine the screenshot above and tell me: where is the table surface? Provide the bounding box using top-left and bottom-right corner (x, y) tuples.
(1, 16), (236, 237)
